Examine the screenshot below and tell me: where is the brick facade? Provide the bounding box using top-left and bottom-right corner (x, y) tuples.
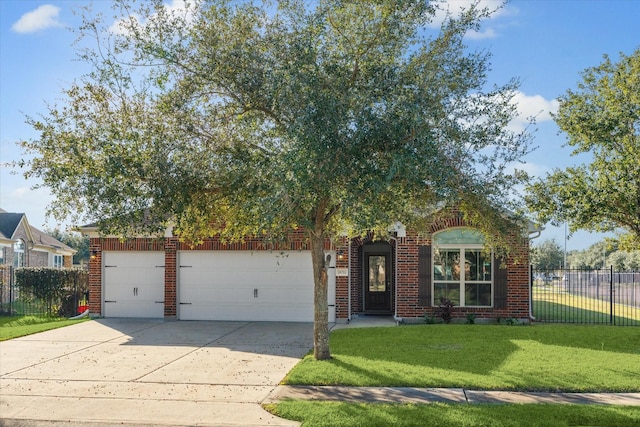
(88, 231), (334, 317)
(87, 222), (531, 322)
(332, 215), (531, 322)
(1, 214), (75, 269)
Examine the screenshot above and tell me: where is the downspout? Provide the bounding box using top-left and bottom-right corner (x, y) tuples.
(529, 263), (535, 322)
(348, 239), (352, 322)
(528, 230), (542, 321)
(389, 236), (402, 325)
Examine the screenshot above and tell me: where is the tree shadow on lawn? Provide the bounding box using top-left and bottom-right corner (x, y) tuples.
(272, 401), (640, 427)
(533, 300), (640, 326)
(286, 325), (640, 390)
(326, 325), (640, 377)
(327, 326), (521, 378)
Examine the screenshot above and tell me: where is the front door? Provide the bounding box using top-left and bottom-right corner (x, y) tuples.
(364, 244), (392, 313)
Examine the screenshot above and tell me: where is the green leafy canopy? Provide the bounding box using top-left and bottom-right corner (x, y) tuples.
(22, 0), (531, 242)
(525, 48), (640, 250)
(21, 0), (533, 359)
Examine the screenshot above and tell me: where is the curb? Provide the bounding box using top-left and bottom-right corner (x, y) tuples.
(265, 386), (640, 406)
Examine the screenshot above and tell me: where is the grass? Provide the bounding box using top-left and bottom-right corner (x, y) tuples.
(533, 300), (639, 325)
(266, 402), (640, 427)
(0, 315), (90, 341)
(271, 324), (640, 426)
(284, 324), (640, 392)
(533, 286), (640, 325)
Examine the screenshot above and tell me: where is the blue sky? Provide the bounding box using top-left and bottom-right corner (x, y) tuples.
(0, 0), (638, 250)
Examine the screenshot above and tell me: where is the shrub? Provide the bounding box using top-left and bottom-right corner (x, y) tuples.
(438, 297), (454, 323)
(14, 268), (88, 316)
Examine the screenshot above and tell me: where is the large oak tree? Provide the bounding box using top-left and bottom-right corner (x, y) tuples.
(526, 48), (640, 250)
(22, 0), (531, 359)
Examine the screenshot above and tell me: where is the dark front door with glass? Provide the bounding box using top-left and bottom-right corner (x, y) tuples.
(364, 245), (392, 313)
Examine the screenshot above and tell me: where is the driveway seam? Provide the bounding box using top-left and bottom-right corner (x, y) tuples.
(131, 321), (252, 382)
(2, 320), (311, 426)
(1, 320), (168, 377)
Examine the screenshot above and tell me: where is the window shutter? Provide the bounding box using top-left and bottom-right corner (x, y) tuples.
(494, 256), (508, 309)
(418, 245), (432, 306)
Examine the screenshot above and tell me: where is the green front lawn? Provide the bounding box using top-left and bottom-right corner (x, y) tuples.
(266, 402), (640, 427)
(284, 324), (640, 392)
(270, 324), (640, 426)
(0, 316), (90, 341)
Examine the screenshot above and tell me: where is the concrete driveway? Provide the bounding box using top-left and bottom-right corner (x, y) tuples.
(1, 319), (313, 426)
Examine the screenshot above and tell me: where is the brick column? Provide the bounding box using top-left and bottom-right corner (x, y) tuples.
(164, 237), (177, 318)
(88, 238), (102, 316)
(334, 237), (350, 321)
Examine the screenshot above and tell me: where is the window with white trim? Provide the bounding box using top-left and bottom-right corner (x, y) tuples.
(53, 255), (63, 268)
(432, 228), (492, 307)
(13, 240), (25, 267)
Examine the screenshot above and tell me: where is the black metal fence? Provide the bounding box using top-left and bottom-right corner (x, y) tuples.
(532, 266), (640, 326)
(0, 265), (89, 318)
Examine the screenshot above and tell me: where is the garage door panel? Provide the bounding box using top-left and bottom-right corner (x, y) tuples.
(178, 250), (321, 322)
(103, 252), (165, 318)
(104, 269), (164, 286)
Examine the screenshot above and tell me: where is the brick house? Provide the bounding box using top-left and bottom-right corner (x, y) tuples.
(79, 212), (537, 323)
(0, 209), (75, 269)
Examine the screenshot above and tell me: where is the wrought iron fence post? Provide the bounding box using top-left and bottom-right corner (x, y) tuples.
(609, 265), (614, 325)
(9, 266), (14, 316)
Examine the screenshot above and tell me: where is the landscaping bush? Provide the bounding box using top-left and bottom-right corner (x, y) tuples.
(14, 268), (88, 317)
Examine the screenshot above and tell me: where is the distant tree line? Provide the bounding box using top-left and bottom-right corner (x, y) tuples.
(531, 238), (640, 271)
(46, 229), (89, 267)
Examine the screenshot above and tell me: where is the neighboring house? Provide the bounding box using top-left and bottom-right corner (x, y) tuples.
(79, 211), (539, 323)
(0, 208), (76, 269)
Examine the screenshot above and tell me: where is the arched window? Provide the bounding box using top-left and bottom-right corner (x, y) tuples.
(13, 240), (25, 267)
(432, 228), (492, 307)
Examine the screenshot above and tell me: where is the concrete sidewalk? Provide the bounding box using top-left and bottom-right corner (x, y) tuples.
(266, 385), (640, 406)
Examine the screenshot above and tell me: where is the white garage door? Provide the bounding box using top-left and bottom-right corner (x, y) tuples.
(178, 250), (335, 322)
(103, 251), (165, 318)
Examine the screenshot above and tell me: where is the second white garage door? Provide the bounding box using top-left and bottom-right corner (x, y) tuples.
(178, 250), (335, 322)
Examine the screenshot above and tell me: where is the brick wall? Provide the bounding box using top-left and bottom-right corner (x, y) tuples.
(87, 230), (332, 317)
(28, 250), (49, 267)
(88, 238), (102, 314)
(336, 213), (532, 322)
(392, 219), (531, 321)
(334, 237), (350, 320)
(87, 223), (531, 321)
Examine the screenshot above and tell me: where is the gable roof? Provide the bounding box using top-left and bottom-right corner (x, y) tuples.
(30, 226), (75, 254)
(0, 208), (75, 254)
(0, 210), (25, 240)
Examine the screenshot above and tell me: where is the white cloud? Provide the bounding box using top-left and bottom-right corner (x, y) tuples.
(429, 0), (500, 27)
(508, 161), (549, 179)
(108, 14), (143, 36)
(11, 4), (64, 34)
(466, 27), (497, 40)
(109, 0), (193, 36)
(2, 186), (61, 229)
(427, 0), (518, 39)
(509, 91), (560, 133)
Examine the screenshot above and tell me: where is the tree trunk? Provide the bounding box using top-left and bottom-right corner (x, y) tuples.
(310, 223), (331, 360)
